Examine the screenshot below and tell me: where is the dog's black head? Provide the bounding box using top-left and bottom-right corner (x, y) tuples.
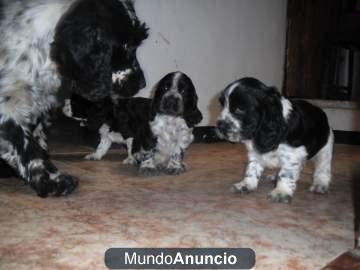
(51, 0), (148, 101)
(151, 71), (203, 127)
(216, 77), (287, 152)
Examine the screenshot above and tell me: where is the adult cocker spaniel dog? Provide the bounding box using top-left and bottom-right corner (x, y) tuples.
(65, 71), (203, 176)
(0, 0), (148, 197)
(216, 77), (334, 203)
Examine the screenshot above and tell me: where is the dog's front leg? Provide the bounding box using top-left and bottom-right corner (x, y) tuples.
(164, 128), (193, 175)
(85, 124), (112, 160)
(269, 156), (305, 203)
(122, 138), (137, 165)
(165, 150), (186, 175)
(231, 153), (264, 193)
(0, 120), (78, 197)
(32, 121), (47, 151)
(138, 150), (160, 176)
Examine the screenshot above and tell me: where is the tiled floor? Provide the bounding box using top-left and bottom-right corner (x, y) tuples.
(0, 141), (359, 270)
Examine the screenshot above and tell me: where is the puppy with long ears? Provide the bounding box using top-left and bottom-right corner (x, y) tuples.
(63, 95), (152, 165)
(216, 77), (334, 203)
(64, 71), (203, 176)
(138, 71), (203, 176)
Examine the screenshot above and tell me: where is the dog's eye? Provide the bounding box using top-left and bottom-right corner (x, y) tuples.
(179, 87), (186, 94)
(163, 82), (171, 91)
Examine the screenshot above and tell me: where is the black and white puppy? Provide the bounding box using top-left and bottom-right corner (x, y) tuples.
(63, 95), (152, 165)
(0, 0), (148, 197)
(216, 77), (334, 203)
(65, 71), (203, 176)
(138, 71), (203, 176)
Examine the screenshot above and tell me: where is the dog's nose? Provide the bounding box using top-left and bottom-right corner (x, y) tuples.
(162, 96), (181, 115)
(217, 120), (229, 132)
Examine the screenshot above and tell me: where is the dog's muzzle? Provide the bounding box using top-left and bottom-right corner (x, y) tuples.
(216, 120), (231, 134)
(160, 95), (183, 116)
(216, 119), (242, 142)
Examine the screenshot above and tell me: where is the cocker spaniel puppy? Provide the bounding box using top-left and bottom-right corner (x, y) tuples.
(64, 95), (152, 165)
(138, 71), (203, 176)
(65, 72), (203, 176)
(0, 0), (148, 197)
(63, 72), (202, 176)
(216, 77), (334, 203)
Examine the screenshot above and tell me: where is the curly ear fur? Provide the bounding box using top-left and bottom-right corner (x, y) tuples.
(253, 87), (287, 153)
(184, 94), (203, 128)
(149, 81), (161, 122)
(52, 24), (113, 100)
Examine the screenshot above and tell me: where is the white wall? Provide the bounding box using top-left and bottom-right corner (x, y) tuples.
(135, 0), (287, 125)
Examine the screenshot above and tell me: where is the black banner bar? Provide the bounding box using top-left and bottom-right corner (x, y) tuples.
(105, 248), (255, 269)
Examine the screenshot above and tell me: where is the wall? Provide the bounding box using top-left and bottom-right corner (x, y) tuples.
(135, 0), (288, 125)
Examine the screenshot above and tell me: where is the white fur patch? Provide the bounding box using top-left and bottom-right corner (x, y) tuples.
(281, 97), (293, 120)
(0, 87), (33, 125)
(0, 0), (74, 125)
(244, 141), (307, 169)
(112, 69), (132, 84)
(172, 71), (182, 89)
(234, 140), (308, 198)
(217, 82), (242, 142)
(310, 129), (334, 193)
(150, 114), (194, 166)
(85, 124), (112, 160)
(85, 124), (134, 163)
(62, 99), (73, 118)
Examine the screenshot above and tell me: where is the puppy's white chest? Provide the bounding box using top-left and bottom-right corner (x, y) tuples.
(245, 140), (280, 168)
(245, 141), (308, 169)
(151, 114), (194, 153)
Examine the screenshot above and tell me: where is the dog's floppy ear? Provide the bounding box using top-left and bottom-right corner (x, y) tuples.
(253, 87), (287, 153)
(51, 25), (113, 100)
(149, 79), (163, 121)
(184, 92), (203, 128)
(183, 76), (203, 127)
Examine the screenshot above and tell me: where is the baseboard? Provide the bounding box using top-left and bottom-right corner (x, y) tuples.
(333, 130), (360, 145)
(193, 126), (224, 143)
(193, 126), (360, 145)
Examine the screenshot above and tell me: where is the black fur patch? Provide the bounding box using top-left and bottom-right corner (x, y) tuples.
(286, 100), (330, 159)
(51, 0), (149, 101)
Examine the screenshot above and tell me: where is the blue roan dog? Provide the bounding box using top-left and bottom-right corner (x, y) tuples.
(65, 72), (203, 176)
(0, 0), (148, 197)
(216, 77), (334, 203)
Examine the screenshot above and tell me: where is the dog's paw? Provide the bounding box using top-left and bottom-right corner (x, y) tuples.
(165, 164), (186, 176)
(123, 157), (138, 166)
(138, 167), (160, 177)
(84, 153), (102, 161)
(54, 174), (79, 196)
(268, 189), (292, 203)
(30, 172), (54, 198)
(230, 181), (257, 194)
(309, 184), (329, 194)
